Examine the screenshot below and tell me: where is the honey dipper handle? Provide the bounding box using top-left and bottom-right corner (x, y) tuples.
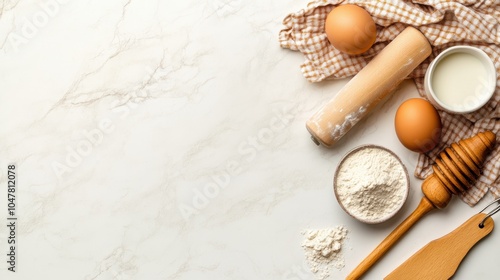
(346, 197), (435, 280)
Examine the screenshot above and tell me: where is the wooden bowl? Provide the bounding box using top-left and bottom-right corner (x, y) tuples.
(333, 145), (410, 224)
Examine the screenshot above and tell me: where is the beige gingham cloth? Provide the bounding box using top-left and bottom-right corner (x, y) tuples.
(280, 0), (500, 206)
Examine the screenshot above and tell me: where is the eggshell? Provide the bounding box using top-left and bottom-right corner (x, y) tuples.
(325, 4), (377, 55)
(395, 98), (442, 153)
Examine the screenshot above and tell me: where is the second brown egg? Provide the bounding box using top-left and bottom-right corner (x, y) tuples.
(395, 98), (442, 153)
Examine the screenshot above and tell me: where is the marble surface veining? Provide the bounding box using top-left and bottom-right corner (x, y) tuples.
(0, 1), (498, 279)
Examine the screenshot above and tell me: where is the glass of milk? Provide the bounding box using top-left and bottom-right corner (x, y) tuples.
(424, 46), (496, 114)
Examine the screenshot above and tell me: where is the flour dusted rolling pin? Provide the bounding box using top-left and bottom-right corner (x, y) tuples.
(307, 27), (431, 147)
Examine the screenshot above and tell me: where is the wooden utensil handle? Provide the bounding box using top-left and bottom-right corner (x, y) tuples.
(346, 197), (435, 280)
(385, 213), (494, 280)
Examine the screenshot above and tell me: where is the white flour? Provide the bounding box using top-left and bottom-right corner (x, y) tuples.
(301, 226), (348, 280)
(336, 147), (407, 222)
(330, 106), (367, 142)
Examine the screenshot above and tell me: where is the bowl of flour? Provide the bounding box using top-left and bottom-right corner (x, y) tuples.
(333, 145), (410, 224)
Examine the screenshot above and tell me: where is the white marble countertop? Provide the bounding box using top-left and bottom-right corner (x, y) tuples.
(0, 1), (499, 279)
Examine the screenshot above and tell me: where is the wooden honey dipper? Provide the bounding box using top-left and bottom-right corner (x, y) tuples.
(347, 130), (496, 280)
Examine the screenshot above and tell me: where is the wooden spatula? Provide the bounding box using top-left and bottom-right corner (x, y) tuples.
(385, 213), (494, 280)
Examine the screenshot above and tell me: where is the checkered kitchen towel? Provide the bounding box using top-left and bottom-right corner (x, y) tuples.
(279, 0), (500, 206)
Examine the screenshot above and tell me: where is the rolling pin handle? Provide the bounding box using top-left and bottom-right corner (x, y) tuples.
(311, 135), (320, 146)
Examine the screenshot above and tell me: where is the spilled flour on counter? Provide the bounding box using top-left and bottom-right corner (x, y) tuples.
(301, 226), (348, 280)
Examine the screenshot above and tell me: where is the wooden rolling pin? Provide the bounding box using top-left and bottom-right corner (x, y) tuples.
(346, 131), (496, 280)
(307, 27), (431, 147)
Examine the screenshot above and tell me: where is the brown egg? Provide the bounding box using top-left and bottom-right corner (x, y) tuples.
(395, 98), (442, 153)
(325, 4), (377, 55)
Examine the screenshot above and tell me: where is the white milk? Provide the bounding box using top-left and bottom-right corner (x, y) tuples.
(431, 52), (489, 110)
